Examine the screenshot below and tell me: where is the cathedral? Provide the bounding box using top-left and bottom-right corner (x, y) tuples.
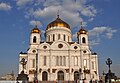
(19, 15), (99, 82)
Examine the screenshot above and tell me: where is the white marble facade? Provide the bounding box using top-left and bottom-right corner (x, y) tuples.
(19, 16), (99, 82)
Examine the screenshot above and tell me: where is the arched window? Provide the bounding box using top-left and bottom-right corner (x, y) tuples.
(53, 34), (55, 41)
(60, 56), (62, 66)
(63, 35), (65, 41)
(43, 56), (47, 66)
(74, 71), (79, 81)
(33, 36), (37, 43)
(32, 59), (35, 68)
(58, 34), (60, 40)
(82, 37), (86, 43)
(56, 56), (59, 66)
(92, 61), (94, 69)
(58, 71), (64, 81)
(48, 35), (50, 41)
(63, 56), (66, 66)
(42, 71), (48, 81)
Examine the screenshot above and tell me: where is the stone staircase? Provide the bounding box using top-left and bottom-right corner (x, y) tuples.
(40, 81), (74, 83)
(29, 81), (75, 83)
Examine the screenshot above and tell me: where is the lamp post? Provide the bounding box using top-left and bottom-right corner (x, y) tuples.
(20, 58), (27, 72)
(105, 58), (112, 83)
(18, 58), (28, 83)
(106, 58), (112, 73)
(79, 68), (83, 83)
(83, 66), (86, 80)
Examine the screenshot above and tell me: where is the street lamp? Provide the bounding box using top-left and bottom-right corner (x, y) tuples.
(106, 58), (112, 73)
(79, 68), (82, 80)
(105, 58), (112, 83)
(83, 66), (86, 80)
(20, 58), (27, 72)
(79, 68), (83, 83)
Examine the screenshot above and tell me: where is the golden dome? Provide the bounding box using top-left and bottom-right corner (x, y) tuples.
(31, 25), (40, 34)
(46, 16), (70, 30)
(77, 27), (88, 35)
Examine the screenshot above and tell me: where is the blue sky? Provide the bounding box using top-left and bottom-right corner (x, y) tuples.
(0, 0), (120, 77)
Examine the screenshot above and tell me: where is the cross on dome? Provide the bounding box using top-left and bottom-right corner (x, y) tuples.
(57, 10), (59, 18)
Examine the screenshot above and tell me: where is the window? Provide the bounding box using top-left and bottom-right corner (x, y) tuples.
(43, 56), (47, 66)
(58, 34), (60, 40)
(63, 35), (65, 41)
(33, 36), (37, 43)
(60, 56), (62, 66)
(74, 56), (78, 66)
(56, 56), (66, 66)
(63, 56), (66, 66)
(82, 37), (86, 43)
(32, 59), (35, 68)
(84, 59), (87, 67)
(56, 56), (59, 66)
(48, 35), (50, 41)
(92, 61), (94, 69)
(53, 34), (55, 41)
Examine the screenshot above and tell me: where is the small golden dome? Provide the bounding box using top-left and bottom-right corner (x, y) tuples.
(31, 25), (40, 34)
(77, 27), (88, 35)
(46, 16), (70, 30)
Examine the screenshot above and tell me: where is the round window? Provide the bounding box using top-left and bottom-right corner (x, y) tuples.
(32, 50), (36, 53)
(58, 44), (63, 48)
(43, 46), (47, 49)
(74, 46), (78, 49)
(83, 50), (86, 53)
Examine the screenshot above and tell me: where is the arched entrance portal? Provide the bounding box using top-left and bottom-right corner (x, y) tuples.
(42, 71), (48, 81)
(74, 71), (79, 81)
(57, 71), (64, 81)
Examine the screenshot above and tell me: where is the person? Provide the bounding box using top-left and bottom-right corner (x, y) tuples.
(68, 80), (70, 83)
(90, 79), (92, 83)
(56, 79), (58, 83)
(16, 80), (19, 83)
(34, 79), (38, 83)
(83, 79), (86, 83)
(74, 80), (77, 83)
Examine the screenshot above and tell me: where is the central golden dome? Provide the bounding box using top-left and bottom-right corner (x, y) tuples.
(46, 16), (70, 30)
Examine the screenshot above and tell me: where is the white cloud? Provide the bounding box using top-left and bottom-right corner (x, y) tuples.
(72, 32), (77, 41)
(88, 26), (117, 39)
(29, 20), (42, 27)
(16, 0), (33, 7)
(0, 3), (11, 11)
(89, 38), (100, 47)
(24, 0), (97, 28)
(88, 26), (117, 47)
